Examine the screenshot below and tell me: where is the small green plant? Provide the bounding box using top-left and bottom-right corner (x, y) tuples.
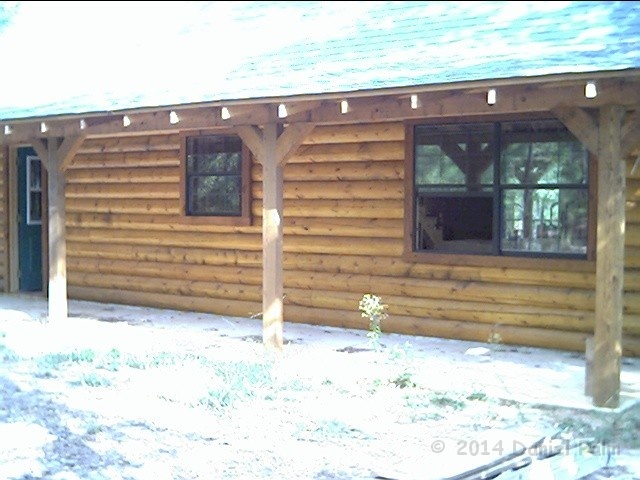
(97, 348), (122, 372)
(78, 372), (112, 387)
(199, 360), (274, 411)
(391, 372), (416, 389)
(466, 391), (488, 401)
(488, 331), (503, 345)
(85, 420), (105, 436)
(386, 342), (417, 388)
(358, 294), (388, 349)
(430, 391), (466, 410)
(0, 344), (19, 362)
(36, 349), (96, 372)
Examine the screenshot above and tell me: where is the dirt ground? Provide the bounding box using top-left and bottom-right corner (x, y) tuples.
(1, 294), (640, 479)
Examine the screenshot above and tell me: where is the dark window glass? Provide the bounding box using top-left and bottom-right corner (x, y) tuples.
(186, 135), (243, 216)
(413, 119), (588, 258)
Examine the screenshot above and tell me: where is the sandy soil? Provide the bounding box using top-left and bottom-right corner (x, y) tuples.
(1, 296), (639, 479)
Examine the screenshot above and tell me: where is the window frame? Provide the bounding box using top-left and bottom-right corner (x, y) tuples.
(403, 117), (596, 271)
(26, 155), (42, 226)
(179, 129), (252, 226)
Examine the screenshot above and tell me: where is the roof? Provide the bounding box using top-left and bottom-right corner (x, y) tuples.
(0, 0), (639, 121)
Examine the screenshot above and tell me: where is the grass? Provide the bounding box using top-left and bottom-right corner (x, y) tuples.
(3, 325), (639, 457)
(0, 331), (19, 362)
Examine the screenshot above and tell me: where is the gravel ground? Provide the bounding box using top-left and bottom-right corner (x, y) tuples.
(1, 296), (639, 479)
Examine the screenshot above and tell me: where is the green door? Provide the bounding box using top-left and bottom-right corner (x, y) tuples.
(17, 147), (43, 291)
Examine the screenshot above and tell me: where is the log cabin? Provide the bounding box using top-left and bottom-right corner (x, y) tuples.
(0, 1), (639, 407)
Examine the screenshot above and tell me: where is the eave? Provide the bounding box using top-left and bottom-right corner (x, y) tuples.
(2, 69), (639, 145)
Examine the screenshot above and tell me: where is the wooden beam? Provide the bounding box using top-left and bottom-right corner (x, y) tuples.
(235, 126), (265, 164)
(58, 135), (86, 171)
(276, 123), (316, 166)
(262, 123), (283, 350)
(237, 122), (311, 350)
(2, 79), (639, 146)
(553, 106), (599, 156)
(279, 100), (321, 119)
(46, 138), (68, 322)
(7, 146), (18, 292)
(294, 80), (640, 126)
(622, 110), (640, 158)
(30, 138), (50, 170)
(592, 104), (626, 408)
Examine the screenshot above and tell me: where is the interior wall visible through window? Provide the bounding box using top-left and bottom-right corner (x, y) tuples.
(413, 119), (589, 258)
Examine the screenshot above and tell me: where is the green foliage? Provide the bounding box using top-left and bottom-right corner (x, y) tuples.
(79, 372), (111, 388)
(85, 420), (105, 436)
(312, 419), (354, 437)
(200, 360), (274, 411)
(37, 349), (96, 370)
(466, 391), (488, 401)
(97, 348), (121, 371)
(358, 294), (388, 350)
(386, 342), (417, 388)
(390, 372), (416, 389)
(430, 391), (466, 410)
(0, 334), (19, 362)
(488, 332), (503, 345)
(149, 351), (180, 367)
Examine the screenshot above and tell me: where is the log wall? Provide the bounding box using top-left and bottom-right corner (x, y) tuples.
(63, 124), (640, 355)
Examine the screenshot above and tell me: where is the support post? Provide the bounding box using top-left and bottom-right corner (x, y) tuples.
(592, 105), (625, 408)
(262, 123), (283, 349)
(47, 138), (67, 322)
(236, 123), (313, 350)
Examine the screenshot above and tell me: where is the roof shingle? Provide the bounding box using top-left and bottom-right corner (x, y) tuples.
(0, 0), (638, 120)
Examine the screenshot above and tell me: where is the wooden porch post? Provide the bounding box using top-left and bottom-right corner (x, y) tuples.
(262, 123), (284, 349)
(46, 138), (67, 322)
(593, 105), (626, 408)
(236, 122), (314, 350)
(31, 135), (83, 323)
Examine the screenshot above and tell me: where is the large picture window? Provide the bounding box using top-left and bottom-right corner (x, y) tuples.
(182, 133), (251, 224)
(412, 119), (589, 258)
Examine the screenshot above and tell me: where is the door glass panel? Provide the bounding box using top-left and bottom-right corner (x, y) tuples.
(26, 156), (42, 225)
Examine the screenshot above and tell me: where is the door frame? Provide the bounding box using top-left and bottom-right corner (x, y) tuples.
(7, 145), (48, 293)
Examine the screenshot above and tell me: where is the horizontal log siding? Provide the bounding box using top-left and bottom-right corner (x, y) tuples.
(66, 134), (262, 317)
(0, 149), (6, 291)
(62, 126), (640, 356)
(623, 158), (640, 351)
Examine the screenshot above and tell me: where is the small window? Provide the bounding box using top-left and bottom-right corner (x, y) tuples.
(181, 133), (251, 224)
(411, 119), (590, 258)
(26, 155), (42, 225)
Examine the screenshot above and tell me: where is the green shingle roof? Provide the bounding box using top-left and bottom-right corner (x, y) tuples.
(0, 1), (638, 120)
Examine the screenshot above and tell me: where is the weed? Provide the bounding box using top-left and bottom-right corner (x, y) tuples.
(386, 342), (417, 388)
(358, 294), (388, 350)
(391, 372), (416, 389)
(0, 344), (19, 362)
(430, 391), (466, 410)
(70, 349), (97, 363)
(78, 372), (112, 388)
(149, 351), (179, 367)
(85, 420), (105, 436)
(312, 419), (354, 437)
(124, 355), (148, 369)
(199, 360), (273, 411)
(466, 391), (488, 401)
(37, 349), (96, 370)
(98, 348), (122, 372)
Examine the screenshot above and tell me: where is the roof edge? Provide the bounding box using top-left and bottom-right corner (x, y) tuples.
(3, 68), (640, 124)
